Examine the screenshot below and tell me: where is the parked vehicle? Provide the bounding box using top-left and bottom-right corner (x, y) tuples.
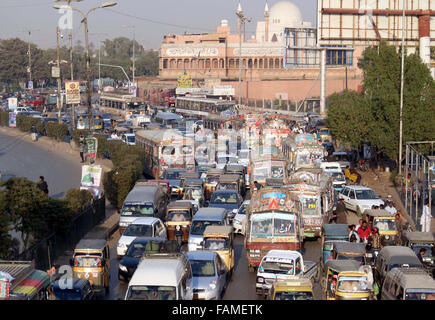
(70, 239), (110, 296)
(374, 246), (424, 293)
(165, 201), (194, 244)
(188, 207), (228, 251)
(117, 217), (167, 258)
(255, 250), (317, 297)
(381, 267), (435, 300)
(338, 186), (384, 216)
(202, 225), (235, 278)
(125, 253), (193, 300)
(119, 184), (169, 233)
(187, 251), (228, 300)
(51, 279), (95, 300)
(322, 260), (371, 300)
(267, 279), (314, 300)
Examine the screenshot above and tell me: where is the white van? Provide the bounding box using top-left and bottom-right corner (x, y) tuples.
(125, 253), (193, 300)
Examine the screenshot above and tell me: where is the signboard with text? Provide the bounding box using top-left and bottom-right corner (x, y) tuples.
(85, 137), (98, 160)
(177, 75), (192, 88)
(8, 112), (16, 127)
(80, 165), (102, 198)
(65, 81), (81, 104)
(51, 66), (60, 78)
(8, 98), (17, 110)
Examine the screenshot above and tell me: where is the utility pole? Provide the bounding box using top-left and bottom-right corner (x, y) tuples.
(28, 31), (32, 87)
(56, 27), (63, 124)
(236, 3), (251, 107)
(69, 32), (76, 129)
(399, 0), (405, 175)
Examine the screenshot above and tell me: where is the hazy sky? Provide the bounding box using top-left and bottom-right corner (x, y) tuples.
(0, 0), (317, 49)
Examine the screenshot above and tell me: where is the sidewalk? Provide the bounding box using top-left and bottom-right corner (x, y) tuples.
(52, 204), (120, 268)
(359, 169), (435, 233)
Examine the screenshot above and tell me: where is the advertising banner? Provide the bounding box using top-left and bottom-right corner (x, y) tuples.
(8, 112), (16, 127)
(8, 98), (17, 110)
(65, 81), (81, 104)
(129, 82), (137, 97)
(80, 165), (102, 198)
(177, 75), (192, 88)
(85, 137), (98, 160)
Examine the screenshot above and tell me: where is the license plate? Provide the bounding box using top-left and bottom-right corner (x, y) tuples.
(366, 253), (373, 257)
(305, 233), (315, 237)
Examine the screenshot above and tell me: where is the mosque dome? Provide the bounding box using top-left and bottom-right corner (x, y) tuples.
(268, 1), (302, 28)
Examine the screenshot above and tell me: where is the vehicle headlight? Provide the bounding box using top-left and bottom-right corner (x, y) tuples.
(119, 265), (127, 272)
(385, 235), (390, 240)
(119, 222), (128, 227)
(209, 281), (217, 290)
(256, 277), (264, 284)
(232, 209), (238, 213)
(176, 225), (181, 231)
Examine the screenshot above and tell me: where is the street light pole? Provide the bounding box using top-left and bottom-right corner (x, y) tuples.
(53, 2), (117, 131)
(399, 0), (405, 175)
(56, 27), (63, 124)
(236, 5), (251, 107)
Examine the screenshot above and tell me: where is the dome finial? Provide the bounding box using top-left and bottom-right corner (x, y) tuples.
(265, 1), (269, 13)
(237, 1), (242, 13)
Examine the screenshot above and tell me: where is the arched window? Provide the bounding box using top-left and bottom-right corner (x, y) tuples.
(163, 59), (168, 69)
(254, 59), (258, 68)
(229, 59), (235, 68)
(219, 58), (224, 69)
(205, 59), (211, 69)
(269, 58), (274, 69)
(275, 58), (280, 69)
(212, 59), (218, 69)
(248, 59), (253, 68)
(184, 59), (190, 69)
(236, 59), (239, 68)
(170, 59), (176, 68)
(264, 58), (268, 69)
(242, 59), (246, 68)
(199, 60), (204, 69)
(259, 59), (263, 69)
(177, 59), (182, 69)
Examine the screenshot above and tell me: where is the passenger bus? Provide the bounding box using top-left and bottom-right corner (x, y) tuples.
(245, 188), (303, 272)
(175, 96), (236, 119)
(136, 129), (195, 179)
(249, 155), (289, 191)
(99, 93), (145, 119)
(282, 134), (325, 171)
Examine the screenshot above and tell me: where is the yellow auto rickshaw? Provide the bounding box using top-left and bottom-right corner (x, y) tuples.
(202, 225), (235, 278)
(204, 168), (225, 200)
(322, 260), (371, 300)
(70, 239), (110, 296)
(364, 209), (398, 245)
(267, 279), (314, 300)
(164, 201), (194, 244)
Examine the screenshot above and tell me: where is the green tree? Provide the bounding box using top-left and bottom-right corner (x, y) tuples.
(327, 41), (435, 162)
(0, 190), (18, 258)
(65, 188), (93, 213)
(1, 178), (74, 250)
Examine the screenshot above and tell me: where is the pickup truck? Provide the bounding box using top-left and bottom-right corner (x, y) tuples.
(256, 250), (318, 296)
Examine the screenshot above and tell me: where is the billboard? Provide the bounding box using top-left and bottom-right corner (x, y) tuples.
(8, 98), (17, 110)
(65, 81), (81, 104)
(177, 75), (192, 88)
(8, 112), (16, 127)
(80, 165), (102, 198)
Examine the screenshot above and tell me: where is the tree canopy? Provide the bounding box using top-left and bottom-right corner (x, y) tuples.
(327, 41), (435, 162)
(0, 37), (159, 84)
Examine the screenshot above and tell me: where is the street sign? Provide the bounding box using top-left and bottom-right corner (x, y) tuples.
(51, 66), (60, 78)
(8, 112), (16, 128)
(65, 81), (81, 104)
(7, 98), (17, 110)
(27, 81), (33, 89)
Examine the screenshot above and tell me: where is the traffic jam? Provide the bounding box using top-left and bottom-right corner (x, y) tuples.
(97, 102), (434, 301)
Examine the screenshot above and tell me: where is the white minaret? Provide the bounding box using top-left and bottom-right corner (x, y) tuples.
(264, 2), (269, 42)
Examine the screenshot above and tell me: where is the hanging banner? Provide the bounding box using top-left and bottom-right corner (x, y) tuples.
(65, 81), (81, 104)
(85, 137), (98, 160)
(129, 82), (137, 97)
(8, 98), (17, 110)
(8, 112), (16, 127)
(177, 75), (192, 88)
(80, 165), (102, 198)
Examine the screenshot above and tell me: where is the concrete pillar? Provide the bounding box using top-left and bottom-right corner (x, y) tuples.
(262, 98), (265, 109)
(320, 49), (326, 116)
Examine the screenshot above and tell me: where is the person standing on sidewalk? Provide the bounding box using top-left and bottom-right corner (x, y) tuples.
(37, 176), (49, 194)
(79, 134), (86, 163)
(420, 200), (432, 232)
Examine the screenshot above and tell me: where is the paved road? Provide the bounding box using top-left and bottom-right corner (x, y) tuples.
(0, 131), (82, 198)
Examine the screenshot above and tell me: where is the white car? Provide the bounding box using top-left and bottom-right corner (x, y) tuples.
(233, 200), (249, 235)
(117, 217), (167, 258)
(14, 106), (34, 114)
(338, 186), (384, 216)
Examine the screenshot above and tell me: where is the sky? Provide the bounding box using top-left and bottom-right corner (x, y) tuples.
(0, 0), (317, 50)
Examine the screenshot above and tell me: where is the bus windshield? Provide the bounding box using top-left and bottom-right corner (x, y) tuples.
(251, 213), (296, 238)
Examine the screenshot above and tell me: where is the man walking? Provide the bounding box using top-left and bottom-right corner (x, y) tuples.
(79, 134), (86, 163)
(335, 198), (347, 224)
(37, 176), (49, 194)
(420, 200), (432, 232)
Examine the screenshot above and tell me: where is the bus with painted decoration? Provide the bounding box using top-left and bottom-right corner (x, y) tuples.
(249, 155), (289, 191)
(282, 134), (325, 171)
(136, 129), (195, 179)
(244, 187), (304, 272)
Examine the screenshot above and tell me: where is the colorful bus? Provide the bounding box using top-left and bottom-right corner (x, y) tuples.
(136, 129), (195, 179)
